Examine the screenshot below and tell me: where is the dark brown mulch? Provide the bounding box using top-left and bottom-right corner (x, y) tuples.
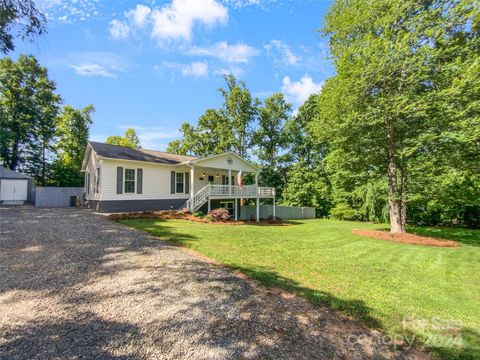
(107, 211), (289, 226)
(352, 229), (460, 247)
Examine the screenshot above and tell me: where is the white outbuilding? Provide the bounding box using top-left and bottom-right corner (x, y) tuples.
(0, 167), (34, 205)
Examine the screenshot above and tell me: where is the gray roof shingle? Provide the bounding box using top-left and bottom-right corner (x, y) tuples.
(89, 141), (196, 165)
(0, 167), (32, 179)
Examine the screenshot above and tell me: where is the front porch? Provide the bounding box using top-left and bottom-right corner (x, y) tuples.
(183, 153), (276, 221)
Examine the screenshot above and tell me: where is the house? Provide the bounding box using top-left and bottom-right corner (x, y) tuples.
(81, 142), (275, 220)
(0, 167), (34, 205)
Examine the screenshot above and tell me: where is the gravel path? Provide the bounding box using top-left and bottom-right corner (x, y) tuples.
(0, 207), (427, 360)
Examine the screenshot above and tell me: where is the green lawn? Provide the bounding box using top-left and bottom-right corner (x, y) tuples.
(120, 218), (480, 360)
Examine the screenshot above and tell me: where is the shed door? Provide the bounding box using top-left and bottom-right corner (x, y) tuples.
(0, 180), (28, 201)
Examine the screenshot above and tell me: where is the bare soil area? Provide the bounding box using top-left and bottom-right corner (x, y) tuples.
(352, 229), (459, 247)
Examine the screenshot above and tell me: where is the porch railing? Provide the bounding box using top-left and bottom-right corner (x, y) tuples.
(187, 184), (275, 212)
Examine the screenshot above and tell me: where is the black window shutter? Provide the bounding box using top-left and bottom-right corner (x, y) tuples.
(185, 172), (190, 194)
(117, 167), (123, 194)
(137, 168), (143, 194)
(171, 171), (176, 194)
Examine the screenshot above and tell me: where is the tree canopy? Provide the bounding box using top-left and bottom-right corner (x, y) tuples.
(106, 128), (141, 149)
(316, 0), (480, 232)
(0, 0), (46, 54)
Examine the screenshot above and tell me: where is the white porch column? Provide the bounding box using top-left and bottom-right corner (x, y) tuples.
(228, 169), (232, 196)
(256, 198), (260, 222)
(255, 172), (258, 188)
(234, 198), (238, 221)
(208, 198), (211, 213)
(190, 165), (194, 202)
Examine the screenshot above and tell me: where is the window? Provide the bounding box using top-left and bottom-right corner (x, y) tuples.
(222, 175), (235, 185)
(125, 169), (135, 193)
(208, 175), (214, 184)
(176, 172), (184, 193)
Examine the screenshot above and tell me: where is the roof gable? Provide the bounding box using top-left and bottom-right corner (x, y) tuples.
(189, 152), (258, 172)
(0, 167), (32, 179)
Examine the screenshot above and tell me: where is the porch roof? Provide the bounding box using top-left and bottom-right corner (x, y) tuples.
(186, 152), (258, 173)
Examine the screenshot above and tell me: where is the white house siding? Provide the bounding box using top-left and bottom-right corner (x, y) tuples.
(85, 150), (101, 201)
(99, 158), (191, 201)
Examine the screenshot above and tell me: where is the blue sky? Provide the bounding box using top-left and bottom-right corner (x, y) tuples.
(14, 0), (334, 150)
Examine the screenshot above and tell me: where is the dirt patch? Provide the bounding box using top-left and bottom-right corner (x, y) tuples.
(108, 210), (290, 226)
(352, 229), (460, 247)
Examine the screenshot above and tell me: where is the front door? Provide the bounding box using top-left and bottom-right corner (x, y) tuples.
(219, 201), (234, 215)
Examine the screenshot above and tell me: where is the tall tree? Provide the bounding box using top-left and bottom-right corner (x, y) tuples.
(282, 94), (332, 215)
(219, 75), (258, 158)
(0, 55), (61, 175)
(253, 93), (292, 193)
(0, 0), (46, 54)
(318, 0), (480, 233)
(50, 105), (94, 186)
(106, 128), (141, 149)
(170, 75), (257, 158)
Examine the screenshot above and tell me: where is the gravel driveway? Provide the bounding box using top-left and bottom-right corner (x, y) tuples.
(0, 207), (426, 359)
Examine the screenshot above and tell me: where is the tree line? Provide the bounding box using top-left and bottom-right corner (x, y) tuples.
(168, 0), (480, 230)
(0, 54), (94, 186)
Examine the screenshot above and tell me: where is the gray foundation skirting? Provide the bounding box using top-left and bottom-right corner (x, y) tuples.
(89, 198), (189, 213)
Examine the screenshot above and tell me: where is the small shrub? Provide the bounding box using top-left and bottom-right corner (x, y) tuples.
(266, 215), (283, 223)
(208, 208), (231, 221)
(205, 214), (214, 222)
(192, 211), (204, 218)
(330, 203), (357, 221)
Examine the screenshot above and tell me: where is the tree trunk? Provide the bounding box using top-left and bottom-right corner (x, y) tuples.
(400, 158), (408, 231)
(9, 141), (19, 171)
(41, 143), (46, 186)
(386, 122), (405, 233)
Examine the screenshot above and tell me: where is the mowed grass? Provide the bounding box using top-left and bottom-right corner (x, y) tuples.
(120, 218), (480, 359)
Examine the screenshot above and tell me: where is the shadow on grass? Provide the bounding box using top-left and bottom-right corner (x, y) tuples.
(407, 226), (480, 247)
(229, 264), (383, 329)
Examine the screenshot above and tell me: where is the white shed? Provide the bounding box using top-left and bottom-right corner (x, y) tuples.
(0, 167), (33, 205)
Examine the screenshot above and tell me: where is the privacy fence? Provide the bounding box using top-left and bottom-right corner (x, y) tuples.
(35, 187), (84, 208)
(240, 205), (315, 220)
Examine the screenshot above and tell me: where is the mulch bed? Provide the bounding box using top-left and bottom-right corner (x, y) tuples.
(352, 229), (460, 247)
(107, 210), (289, 226)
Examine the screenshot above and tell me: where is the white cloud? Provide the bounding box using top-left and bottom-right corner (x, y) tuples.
(126, 4), (151, 28)
(182, 62), (209, 77)
(69, 52), (128, 79)
(150, 0), (227, 42)
(213, 65), (244, 78)
(186, 41), (258, 63)
(223, 0), (270, 9)
(109, 19), (130, 39)
(281, 75), (322, 105)
(160, 61), (209, 78)
(71, 63), (117, 78)
(264, 39), (299, 66)
(110, 0), (228, 44)
(37, 0), (101, 23)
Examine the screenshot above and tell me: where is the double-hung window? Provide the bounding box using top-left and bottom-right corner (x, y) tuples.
(125, 169), (136, 193)
(176, 172), (184, 193)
